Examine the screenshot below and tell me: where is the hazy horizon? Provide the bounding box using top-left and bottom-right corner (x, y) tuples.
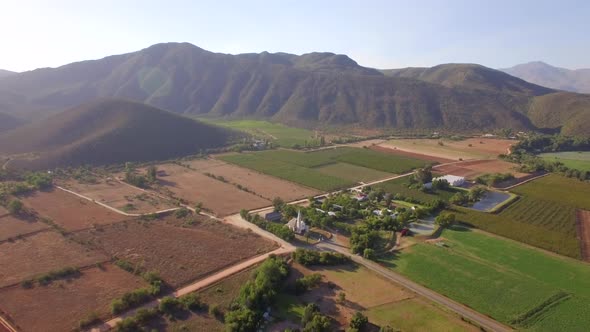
(1, 0), (589, 72)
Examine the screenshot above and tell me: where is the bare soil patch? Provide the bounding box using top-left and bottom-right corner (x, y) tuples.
(0, 231), (107, 287)
(186, 159), (319, 201)
(20, 189), (128, 231)
(0, 207), (49, 242)
(577, 210), (590, 262)
(72, 216), (277, 288)
(59, 178), (177, 214)
(370, 145), (453, 163)
(152, 163), (271, 216)
(434, 159), (527, 180)
(0, 263), (146, 332)
(379, 138), (514, 161)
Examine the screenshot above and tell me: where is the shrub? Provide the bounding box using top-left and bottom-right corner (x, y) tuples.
(179, 293), (207, 311)
(350, 312), (369, 331)
(295, 273), (322, 294)
(292, 249), (350, 266)
(7, 199), (24, 215)
(174, 207), (190, 219)
(159, 296), (182, 316)
(78, 312), (101, 330)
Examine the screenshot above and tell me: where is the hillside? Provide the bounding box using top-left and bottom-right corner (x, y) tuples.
(0, 98), (236, 170)
(0, 112), (24, 133)
(501, 61), (590, 94)
(0, 69), (16, 78)
(0, 43), (588, 136)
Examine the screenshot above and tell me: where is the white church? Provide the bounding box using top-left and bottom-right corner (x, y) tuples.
(287, 210), (308, 235)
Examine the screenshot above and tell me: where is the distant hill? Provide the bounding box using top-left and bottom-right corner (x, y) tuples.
(501, 61), (590, 94)
(0, 69), (16, 79)
(0, 98), (236, 170)
(0, 43), (589, 137)
(0, 112), (24, 133)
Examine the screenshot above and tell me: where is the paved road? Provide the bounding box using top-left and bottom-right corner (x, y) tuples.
(316, 240), (512, 332)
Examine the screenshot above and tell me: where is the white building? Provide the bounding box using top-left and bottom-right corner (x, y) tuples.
(431, 174), (466, 187)
(287, 210), (308, 234)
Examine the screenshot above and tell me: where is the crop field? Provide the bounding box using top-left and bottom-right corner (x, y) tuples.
(220, 147), (426, 191)
(578, 210), (590, 261)
(20, 189), (128, 231)
(369, 145), (453, 163)
(275, 263), (476, 331)
(510, 174), (590, 210)
(0, 231), (107, 287)
(379, 226), (590, 331)
(379, 138), (514, 160)
(0, 208), (48, 242)
(375, 176), (460, 204)
(433, 159), (527, 180)
(197, 119), (318, 148)
(0, 264), (146, 332)
(153, 163), (271, 215)
(219, 153), (354, 191)
(72, 217), (276, 287)
(315, 163), (392, 183)
(539, 151), (590, 172)
(182, 159), (319, 201)
(59, 177), (177, 214)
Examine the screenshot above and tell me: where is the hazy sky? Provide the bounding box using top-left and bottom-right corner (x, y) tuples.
(1, 0), (589, 72)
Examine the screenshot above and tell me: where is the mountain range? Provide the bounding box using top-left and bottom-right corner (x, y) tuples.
(0, 69), (16, 79)
(0, 99), (236, 170)
(0, 43), (589, 138)
(501, 62), (590, 94)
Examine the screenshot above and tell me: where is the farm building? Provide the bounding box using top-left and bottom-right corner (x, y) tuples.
(287, 210), (308, 235)
(430, 174), (466, 187)
(265, 211), (282, 222)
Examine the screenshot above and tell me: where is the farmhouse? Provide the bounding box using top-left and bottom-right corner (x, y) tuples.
(287, 210), (308, 235)
(431, 174), (466, 187)
(265, 211), (282, 222)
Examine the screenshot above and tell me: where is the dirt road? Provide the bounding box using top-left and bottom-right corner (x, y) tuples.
(317, 241), (512, 332)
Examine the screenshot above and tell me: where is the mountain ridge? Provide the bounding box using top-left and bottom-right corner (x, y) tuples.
(501, 61), (590, 94)
(0, 42), (588, 137)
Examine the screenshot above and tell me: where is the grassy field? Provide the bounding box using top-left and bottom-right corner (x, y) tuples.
(375, 176), (461, 204)
(220, 147), (427, 191)
(197, 119), (318, 148)
(379, 226), (590, 331)
(315, 163), (392, 183)
(539, 151), (590, 172)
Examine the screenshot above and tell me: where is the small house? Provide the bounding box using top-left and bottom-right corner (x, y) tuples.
(264, 211), (282, 222)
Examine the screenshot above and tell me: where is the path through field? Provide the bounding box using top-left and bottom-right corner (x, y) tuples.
(577, 210), (590, 262)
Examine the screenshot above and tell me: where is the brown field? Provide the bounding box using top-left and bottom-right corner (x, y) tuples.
(0, 231), (107, 287)
(0, 207), (49, 242)
(577, 210), (590, 262)
(20, 189), (128, 231)
(369, 145), (453, 163)
(0, 264), (146, 332)
(152, 163), (271, 216)
(185, 159), (319, 201)
(379, 138), (515, 161)
(59, 178), (177, 214)
(433, 159), (528, 179)
(72, 217), (277, 287)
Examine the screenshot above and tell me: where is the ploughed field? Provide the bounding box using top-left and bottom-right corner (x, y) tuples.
(0, 264), (146, 332)
(72, 216), (277, 287)
(219, 147), (428, 191)
(380, 226), (590, 331)
(433, 159), (527, 180)
(58, 177), (177, 214)
(378, 138), (515, 160)
(20, 189), (129, 231)
(0, 206), (49, 242)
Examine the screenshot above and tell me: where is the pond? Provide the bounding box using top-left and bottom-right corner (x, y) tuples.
(471, 191), (511, 212)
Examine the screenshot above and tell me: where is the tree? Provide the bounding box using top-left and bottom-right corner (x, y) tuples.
(303, 312), (331, 332)
(272, 197), (285, 212)
(8, 199), (23, 215)
(337, 292), (346, 304)
(435, 213), (456, 228)
(146, 165), (157, 182)
(194, 202), (203, 214)
(363, 248), (375, 260)
(350, 312), (369, 331)
(414, 166), (433, 184)
(449, 192), (468, 206)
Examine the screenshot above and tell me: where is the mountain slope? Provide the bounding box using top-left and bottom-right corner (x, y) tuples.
(0, 112), (24, 133)
(0, 43), (588, 136)
(501, 61), (590, 94)
(0, 98), (236, 170)
(0, 69), (16, 78)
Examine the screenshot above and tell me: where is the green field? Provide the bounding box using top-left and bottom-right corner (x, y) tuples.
(375, 176), (461, 204)
(197, 119), (318, 148)
(539, 151), (590, 172)
(220, 147), (427, 191)
(379, 226), (590, 331)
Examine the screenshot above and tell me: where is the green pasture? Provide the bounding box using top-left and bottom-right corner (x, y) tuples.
(539, 151), (590, 172)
